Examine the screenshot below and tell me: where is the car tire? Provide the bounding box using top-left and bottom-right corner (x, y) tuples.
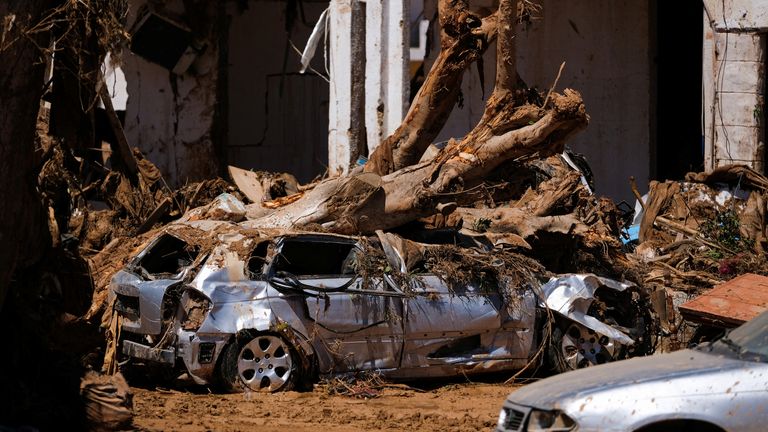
(547, 320), (628, 373)
(547, 284), (656, 373)
(218, 331), (299, 393)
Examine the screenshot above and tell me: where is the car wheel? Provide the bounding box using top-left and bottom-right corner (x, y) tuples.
(548, 321), (624, 373)
(219, 332), (298, 393)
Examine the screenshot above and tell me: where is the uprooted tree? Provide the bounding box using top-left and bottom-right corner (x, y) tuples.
(246, 0), (589, 238)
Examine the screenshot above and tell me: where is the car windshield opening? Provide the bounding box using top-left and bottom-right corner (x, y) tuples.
(137, 234), (200, 278)
(274, 240), (356, 277)
(247, 241), (270, 279)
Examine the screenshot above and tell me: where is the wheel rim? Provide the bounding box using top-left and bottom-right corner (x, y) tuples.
(237, 335), (293, 392)
(561, 323), (617, 369)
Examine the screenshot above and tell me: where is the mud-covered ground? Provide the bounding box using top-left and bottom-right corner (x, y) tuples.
(132, 381), (520, 431)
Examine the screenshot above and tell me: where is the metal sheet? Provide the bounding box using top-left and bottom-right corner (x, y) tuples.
(541, 274), (635, 345)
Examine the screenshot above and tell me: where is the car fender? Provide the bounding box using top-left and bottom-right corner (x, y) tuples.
(197, 296), (315, 357)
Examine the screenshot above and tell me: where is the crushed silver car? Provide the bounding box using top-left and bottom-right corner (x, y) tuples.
(108, 220), (654, 392)
(496, 309), (768, 432)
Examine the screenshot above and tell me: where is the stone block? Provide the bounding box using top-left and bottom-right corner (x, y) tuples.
(715, 32), (765, 63)
(714, 124), (763, 164)
(716, 60), (765, 94)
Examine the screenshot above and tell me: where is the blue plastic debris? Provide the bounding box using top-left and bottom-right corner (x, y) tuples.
(622, 224), (640, 244)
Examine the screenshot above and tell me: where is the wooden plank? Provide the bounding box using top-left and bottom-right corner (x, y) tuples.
(135, 197), (172, 235)
(228, 165), (266, 203)
(98, 76), (139, 179)
(679, 273), (768, 328)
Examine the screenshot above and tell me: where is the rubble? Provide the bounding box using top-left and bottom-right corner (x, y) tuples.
(6, 0), (768, 428)
(27, 75), (768, 403)
(626, 165), (768, 348)
(680, 273), (768, 329)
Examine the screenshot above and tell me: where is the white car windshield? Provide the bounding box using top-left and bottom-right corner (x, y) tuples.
(717, 311), (768, 362)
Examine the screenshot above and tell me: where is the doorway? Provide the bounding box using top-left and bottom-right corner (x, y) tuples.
(652, 0), (704, 180)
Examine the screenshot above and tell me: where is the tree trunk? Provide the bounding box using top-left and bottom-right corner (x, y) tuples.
(0, 1), (55, 310)
(364, 0), (497, 175)
(245, 0), (588, 235)
(494, 0), (518, 96)
(246, 89), (587, 234)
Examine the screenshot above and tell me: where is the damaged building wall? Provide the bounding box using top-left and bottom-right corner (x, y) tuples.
(425, 0), (651, 204)
(122, 0), (220, 186)
(227, 2), (330, 183)
(703, 0), (767, 173)
(123, 0), (332, 185)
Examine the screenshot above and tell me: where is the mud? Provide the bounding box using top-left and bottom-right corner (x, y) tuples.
(132, 382), (516, 432)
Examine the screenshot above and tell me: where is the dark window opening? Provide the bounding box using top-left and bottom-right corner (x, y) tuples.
(428, 334), (482, 358)
(137, 235), (199, 277)
(273, 240), (356, 277)
(247, 241), (270, 279)
(653, 0), (704, 179)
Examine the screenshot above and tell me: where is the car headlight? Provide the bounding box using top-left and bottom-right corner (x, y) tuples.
(498, 408), (508, 427)
(527, 409), (576, 432)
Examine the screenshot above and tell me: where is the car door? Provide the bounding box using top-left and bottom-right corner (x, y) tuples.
(374, 232), (537, 370)
(401, 274), (506, 367)
(268, 236), (404, 373)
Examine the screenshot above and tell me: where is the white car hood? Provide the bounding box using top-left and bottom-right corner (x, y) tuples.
(508, 349), (753, 408)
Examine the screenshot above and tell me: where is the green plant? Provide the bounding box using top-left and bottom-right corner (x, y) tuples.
(472, 217), (492, 233)
(700, 208), (754, 253)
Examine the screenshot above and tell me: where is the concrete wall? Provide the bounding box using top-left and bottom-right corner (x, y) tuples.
(704, 0), (768, 31)
(123, 0), (220, 186)
(703, 29), (765, 171)
(702, 3), (766, 173)
(226, 2), (329, 183)
(123, 1), (332, 185)
(428, 0), (652, 204)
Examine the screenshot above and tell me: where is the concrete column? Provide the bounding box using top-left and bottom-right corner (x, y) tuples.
(332, 0), (409, 162)
(703, 13), (717, 171)
(328, 0), (353, 175)
(381, 0), (410, 138)
(350, 0), (367, 161)
(703, 21), (766, 171)
(364, 0), (385, 154)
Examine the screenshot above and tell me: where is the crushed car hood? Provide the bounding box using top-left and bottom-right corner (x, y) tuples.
(507, 349), (754, 408)
(540, 274), (636, 345)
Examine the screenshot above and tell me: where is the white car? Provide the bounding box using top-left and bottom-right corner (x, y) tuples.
(497, 310), (768, 432)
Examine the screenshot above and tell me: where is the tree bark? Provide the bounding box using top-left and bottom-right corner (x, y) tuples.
(0, 1), (55, 310)
(494, 0), (518, 96)
(246, 89), (587, 234)
(364, 0), (497, 175)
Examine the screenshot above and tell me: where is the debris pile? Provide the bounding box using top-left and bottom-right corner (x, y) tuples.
(628, 165), (768, 348)
(6, 0), (768, 428)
